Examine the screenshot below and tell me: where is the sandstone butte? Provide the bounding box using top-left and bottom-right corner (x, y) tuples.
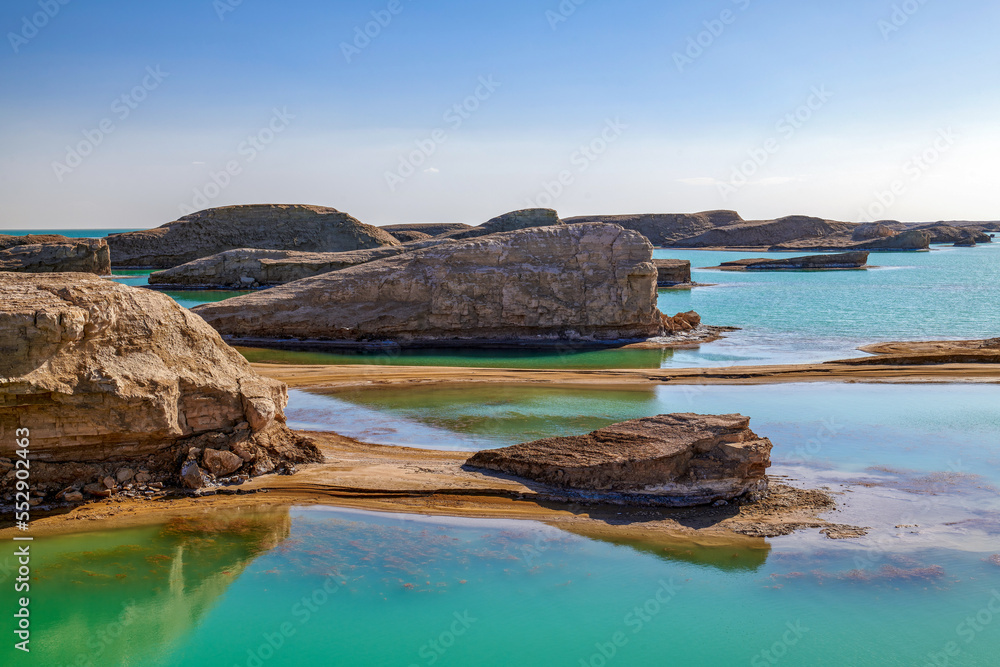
(0, 238), (111, 274)
(0, 273), (321, 503)
(192, 223), (676, 345)
(147, 208), (566, 289)
(106, 204), (400, 269)
(466, 413), (772, 507)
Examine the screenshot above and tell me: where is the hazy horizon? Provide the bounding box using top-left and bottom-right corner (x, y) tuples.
(2, 0), (998, 230)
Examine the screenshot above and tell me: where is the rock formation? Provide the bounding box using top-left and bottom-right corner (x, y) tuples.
(106, 204), (399, 269)
(654, 259), (692, 285)
(0, 273), (321, 503)
(0, 234), (79, 250)
(712, 251), (870, 271)
(564, 211), (743, 247)
(912, 224), (992, 244)
(148, 238), (456, 289)
(193, 223), (666, 345)
(851, 222), (902, 241)
(440, 208), (564, 240)
(772, 229), (931, 252)
(380, 223), (473, 237)
(677, 216), (857, 248)
(465, 413), (772, 506)
(386, 229), (432, 243)
(661, 310), (701, 333)
(0, 239), (111, 274)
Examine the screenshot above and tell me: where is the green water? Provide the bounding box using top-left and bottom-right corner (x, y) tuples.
(109, 270), (251, 309)
(0, 228), (142, 238)
(3, 506), (997, 666)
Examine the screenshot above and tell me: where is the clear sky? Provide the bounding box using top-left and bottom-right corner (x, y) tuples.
(1, 0), (998, 230)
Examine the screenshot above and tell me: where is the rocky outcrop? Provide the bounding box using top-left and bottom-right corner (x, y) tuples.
(0, 234), (79, 250)
(712, 251), (869, 271)
(386, 230), (432, 243)
(441, 208), (564, 240)
(193, 223), (666, 346)
(0, 273), (321, 503)
(380, 223), (473, 237)
(148, 238), (456, 289)
(0, 239), (110, 275)
(106, 204), (399, 269)
(676, 216), (857, 248)
(565, 211), (743, 247)
(661, 310), (701, 333)
(912, 224), (992, 244)
(772, 229), (931, 252)
(852, 222), (902, 241)
(654, 259), (692, 285)
(465, 413), (772, 506)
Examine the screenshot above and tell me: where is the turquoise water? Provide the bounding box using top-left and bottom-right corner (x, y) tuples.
(4, 506), (998, 666)
(109, 270), (251, 309)
(287, 383), (1000, 485)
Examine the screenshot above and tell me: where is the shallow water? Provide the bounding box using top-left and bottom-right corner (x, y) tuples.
(110, 270), (252, 309)
(3, 506), (998, 667)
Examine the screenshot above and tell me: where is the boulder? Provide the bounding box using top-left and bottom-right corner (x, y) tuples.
(466, 413), (772, 506)
(0, 239), (111, 275)
(193, 223), (666, 346)
(661, 311), (701, 333)
(654, 259), (692, 286)
(713, 251), (870, 271)
(564, 211), (743, 247)
(148, 238), (456, 289)
(106, 204), (399, 269)
(0, 273), (321, 498)
(202, 448), (244, 476)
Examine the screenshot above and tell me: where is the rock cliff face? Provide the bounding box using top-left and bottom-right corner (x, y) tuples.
(565, 211), (743, 246)
(771, 229), (931, 252)
(0, 273), (320, 501)
(912, 224), (992, 244)
(0, 239), (111, 274)
(106, 204), (399, 269)
(148, 238), (456, 289)
(654, 259), (692, 285)
(714, 252), (869, 271)
(465, 413), (772, 506)
(0, 234), (78, 250)
(193, 223), (665, 345)
(852, 222), (902, 241)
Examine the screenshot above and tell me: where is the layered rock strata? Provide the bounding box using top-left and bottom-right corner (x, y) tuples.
(107, 204), (399, 269)
(466, 413), (772, 506)
(0, 239), (111, 274)
(0, 273), (321, 503)
(193, 223), (666, 346)
(654, 259), (692, 285)
(712, 252), (869, 271)
(564, 211), (743, 247)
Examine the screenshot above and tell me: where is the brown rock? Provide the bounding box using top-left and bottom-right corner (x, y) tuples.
(385, 230), (432, 243)
(565, 211), (743, 247)
(440, 208), (564, 240)
(180, 461), (209, 489)
(661, 311), (701, 333)
(851, 222), (901, 241)
(466, 413), (772, 506)
(714, 251), (870, 271)
(0, 239), (110, 275)
(380, 223), (473, 237)
(193, 223), (665, 346)
(63, 490), (84, 502)
(202, 448), (244, 476)
(654, 259), (691, 285)
(678, 216), (857, 248)
(106, 204), (400, 269)
(0, 273), (321, 493)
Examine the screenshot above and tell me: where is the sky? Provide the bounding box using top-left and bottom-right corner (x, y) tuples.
(1, 0), (998, 230)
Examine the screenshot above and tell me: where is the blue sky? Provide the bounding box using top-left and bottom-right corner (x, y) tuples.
(1, 0), (998, 229)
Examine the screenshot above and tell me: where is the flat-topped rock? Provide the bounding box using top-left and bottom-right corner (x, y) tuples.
(565, 211), (743, 247)
(712, 251), (869, 271)
(107, 204), (399, 269)
(0, 273), (320, 500)
(772, 229), (931, 252)
(677, 216), (857, 248)
(148, 238), (456, 289)
(654, 259), (692, 285)
(193, 223), (666, 346)
(440, 208), (564, 240)
(466, 413), (772, 506)
(0, 239), (110, 274)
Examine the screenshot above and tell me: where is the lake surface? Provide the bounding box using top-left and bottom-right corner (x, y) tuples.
(4, 505), (997, 667)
